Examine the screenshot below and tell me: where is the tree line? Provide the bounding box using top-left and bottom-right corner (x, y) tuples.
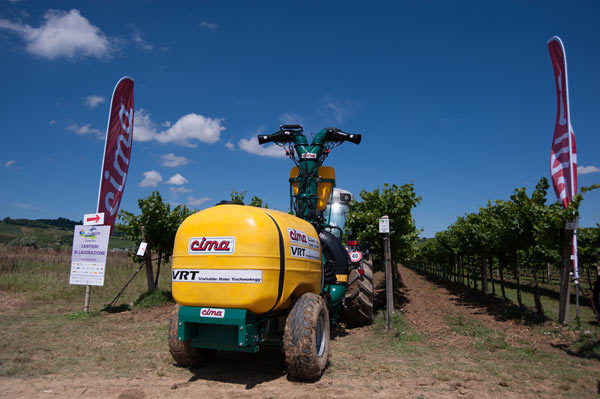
(116, 178), (598, 317)
(409, 177), (600, 318)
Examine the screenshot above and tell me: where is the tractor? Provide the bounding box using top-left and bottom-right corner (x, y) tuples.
(168, 125), (373, 380)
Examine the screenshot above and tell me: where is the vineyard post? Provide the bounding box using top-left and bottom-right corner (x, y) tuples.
(380, 216), (394, 331)
(558, 243), (571, 324)
(568, 219), (580, 319)
(140, 226), (155, 293)
(481, 258), (488, 295)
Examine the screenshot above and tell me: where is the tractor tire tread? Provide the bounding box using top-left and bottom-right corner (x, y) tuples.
(283, 293), (329, 380)
(343, 259), (374, 328)
(168, 305), (215, 367)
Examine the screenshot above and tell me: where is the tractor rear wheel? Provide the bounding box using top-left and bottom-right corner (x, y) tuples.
(168, 305), (215, 367)
(283, 293), (330, 380)
(343, 257), (374, 327)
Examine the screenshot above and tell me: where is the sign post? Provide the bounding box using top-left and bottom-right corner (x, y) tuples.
(380, 216), (393, 331)
(565, 217), (580, 319)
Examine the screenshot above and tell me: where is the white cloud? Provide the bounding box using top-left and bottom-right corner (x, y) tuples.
(319, 96), (359, 124)
(5, 160), (16, 167)
(12, 202), (42, 211)
(188, 196), (211, 206)
(200, 21), (218, 31)
(161, 153), (189, 167)
(238, 137), (286, 158)
(578, 165), (600, 174)
(49, 120), (56, 126)
(67, 122), (104, 138)
(84, 95), (106, 108)
(132, 109), (158, 142)
(0, 9), (111, 60)
(225, 140), (234, 150)
(170, 187), (193, 194)
(132, 31), (153, 51)
(139, 170), (162, 187)
(280, 113), (303, 125)
(134, 109), (224, 147)
(166, 173), (188, 185)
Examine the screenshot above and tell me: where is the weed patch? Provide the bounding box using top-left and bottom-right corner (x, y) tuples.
(374, 312), (424, 343)
(134, 289), (174, 308)
(447, 314), (508, 351)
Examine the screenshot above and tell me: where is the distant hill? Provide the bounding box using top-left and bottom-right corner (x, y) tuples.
(2, 217), (81, 230)
(0, 217), (133, 249)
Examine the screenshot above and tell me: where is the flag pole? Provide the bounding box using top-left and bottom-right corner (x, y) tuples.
(564, 38), (580, 319)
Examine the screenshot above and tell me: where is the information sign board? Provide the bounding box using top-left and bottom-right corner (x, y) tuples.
(70, 225), (110, 286)
(379, 217), (390, 234)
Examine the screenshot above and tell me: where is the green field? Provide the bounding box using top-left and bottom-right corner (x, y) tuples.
(0, 222), (134, 250)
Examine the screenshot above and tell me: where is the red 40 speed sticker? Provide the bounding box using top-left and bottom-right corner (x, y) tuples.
(349, 250), (363, 262)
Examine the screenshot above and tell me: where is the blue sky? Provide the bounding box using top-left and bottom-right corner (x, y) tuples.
(0, 1), (599, 237)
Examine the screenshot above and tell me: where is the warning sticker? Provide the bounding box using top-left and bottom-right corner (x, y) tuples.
(290, 245), (321, 261)
(172, 269), (262, 283)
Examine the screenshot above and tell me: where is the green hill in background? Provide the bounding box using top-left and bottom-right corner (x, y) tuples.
(0, 217), (133, 250)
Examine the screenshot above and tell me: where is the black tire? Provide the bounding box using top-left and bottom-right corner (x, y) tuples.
(168, 305), (215, 367)
(343, 257), (374, 327)
(283, 293), (330, 380)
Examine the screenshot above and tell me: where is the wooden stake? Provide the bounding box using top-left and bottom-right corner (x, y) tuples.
(141, 226), (155, 293)
(384, 233), (394, 330)
(558, 245), (571, 324)
(84, 285), (91, 312)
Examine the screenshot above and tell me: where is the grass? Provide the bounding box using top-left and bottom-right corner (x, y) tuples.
(486, 278), (597, 328)
(0, 245), (176, 378)
(0, 246), (170, 309)
(0, 307), (173, 378)
(373, 311), (425, 343)
(65, 310), (101, 320)
(134, 289), (174, 308)
(447, 314), (509, 351)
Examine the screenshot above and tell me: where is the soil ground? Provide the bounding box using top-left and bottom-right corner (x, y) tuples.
(1, 265), (599, 398)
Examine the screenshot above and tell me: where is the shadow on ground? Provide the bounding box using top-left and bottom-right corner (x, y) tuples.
(184, 348), (286, 389)
(552, 337), (600, 360)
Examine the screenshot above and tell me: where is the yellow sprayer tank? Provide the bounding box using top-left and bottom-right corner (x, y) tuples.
(172, 204), (322, 314)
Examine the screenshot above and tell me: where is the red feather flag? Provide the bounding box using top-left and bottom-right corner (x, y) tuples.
(548, 37), (577, 208)
(548, 37), (580, 298)
(97, 77), (134, 231)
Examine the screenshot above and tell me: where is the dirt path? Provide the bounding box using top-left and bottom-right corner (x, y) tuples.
(399, 265), (547, 347)
(1, 266), (599, 398)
